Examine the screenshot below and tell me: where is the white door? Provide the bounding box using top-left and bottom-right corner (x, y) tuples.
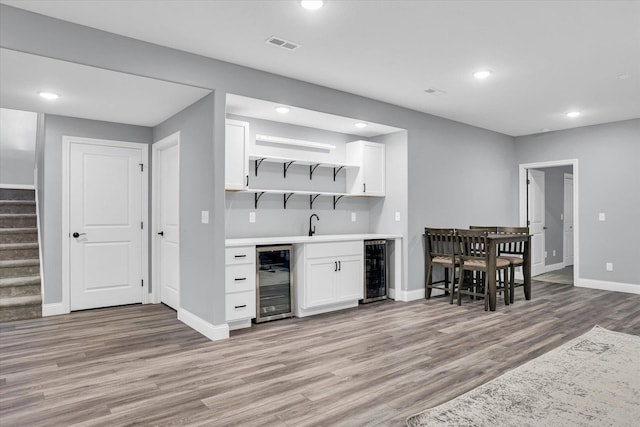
(69, 141), (144, 310)
(528, 169), (545, 276)
(156, 141), (180, 310)
(336, 256), (364, 302)
(563, 174), (574, 266)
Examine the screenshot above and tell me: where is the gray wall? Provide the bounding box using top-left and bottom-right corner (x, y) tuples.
(2, 5), (520, 318)
(535, 166), (573, 266)
(516, 119), (640, 286)
(153, 93), (221, 324)
(41, 114), (152, 303)
(0, 108), (37, 186)
(225, 114), (373, 238)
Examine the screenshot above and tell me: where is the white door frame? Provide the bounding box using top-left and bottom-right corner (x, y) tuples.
(151, 132), (180, 306)
(519, 159), (579, 284)
(62, 136), (149, 314)
(563, 173), (574, 267)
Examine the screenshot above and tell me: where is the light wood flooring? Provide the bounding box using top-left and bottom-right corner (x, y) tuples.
(2, 281), (640, 426)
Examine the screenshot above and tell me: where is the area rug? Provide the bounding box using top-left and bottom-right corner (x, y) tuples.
(407, 326), (640, 426)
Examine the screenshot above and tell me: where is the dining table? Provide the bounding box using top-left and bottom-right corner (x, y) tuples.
(485, 233), (532, 311)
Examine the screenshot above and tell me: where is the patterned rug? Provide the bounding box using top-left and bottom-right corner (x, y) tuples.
(407, 326), (640, 426)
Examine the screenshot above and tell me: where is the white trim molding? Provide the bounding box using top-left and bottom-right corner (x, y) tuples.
(536, 262), (565, 276)
(42, 302), (68, 317)
(576, 279), (640, 295)
(0, 184), (35, 189)
(390, 287), (425, 302)
(178, 308), (230, 341)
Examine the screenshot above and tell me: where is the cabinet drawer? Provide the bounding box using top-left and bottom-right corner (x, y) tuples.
(225, 246), (255, 265)
(306, 241), (363, 259)
(225, 264), (256, 293)
(226, 291), (256, 322)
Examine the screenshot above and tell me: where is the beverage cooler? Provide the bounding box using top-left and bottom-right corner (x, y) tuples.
(362, 240), (388, 303)
(255, 245), (294, 323)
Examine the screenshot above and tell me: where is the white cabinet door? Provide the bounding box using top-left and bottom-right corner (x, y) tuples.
(225, 119), (249, 190)
(336, 255), (363, 302)
(305, 258), (337, 308)
(346, 141), (385, 196)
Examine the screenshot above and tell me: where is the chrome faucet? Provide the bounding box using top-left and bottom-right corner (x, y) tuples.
(308, 214), (319, 236)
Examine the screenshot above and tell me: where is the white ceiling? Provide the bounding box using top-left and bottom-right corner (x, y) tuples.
(2, 1), (639, 136)
(0, 49), (211, 127)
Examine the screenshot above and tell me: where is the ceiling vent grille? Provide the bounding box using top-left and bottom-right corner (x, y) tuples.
(424, 88), (447, 96)
(266, 36), (301, 51)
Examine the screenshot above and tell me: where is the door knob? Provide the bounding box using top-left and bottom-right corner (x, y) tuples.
(72, 232), (86, 238)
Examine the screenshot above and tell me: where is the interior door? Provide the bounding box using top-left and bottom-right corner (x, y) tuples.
(528, 169), (545, 276)
(563, 174), (574, 266)
(69, 141), (144, 310)
(158, 143), (180, 310)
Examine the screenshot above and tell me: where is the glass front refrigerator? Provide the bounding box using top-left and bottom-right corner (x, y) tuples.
(255, 245), (294, 323)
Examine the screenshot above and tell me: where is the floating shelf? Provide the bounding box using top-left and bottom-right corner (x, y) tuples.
(234, 188), (351, 210)
(248, 154), (358, 180)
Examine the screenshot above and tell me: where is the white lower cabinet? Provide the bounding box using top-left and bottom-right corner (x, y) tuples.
(225, 245), (256, 330)
(295, 240), (363, 317)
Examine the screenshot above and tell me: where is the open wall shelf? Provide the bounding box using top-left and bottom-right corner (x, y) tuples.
(229, 188), (353, 210)
(248, 154), (358, 180)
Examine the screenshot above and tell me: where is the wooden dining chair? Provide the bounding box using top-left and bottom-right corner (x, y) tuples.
(455, 229), (511, 310)
(424, 228), (458, 303)
(496, 226), (529, 303)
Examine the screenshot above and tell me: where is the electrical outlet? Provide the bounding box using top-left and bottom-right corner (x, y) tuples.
(201, 210), (209, 224)
(599, 212), (606, 221)
(395, 211), (401, 222)
(552, 250), (556, 257)
(561, 213), (564, 220)
(249, 212), (256, 223)
(351, 212), (357, 222)
(606, 262), (613, 271)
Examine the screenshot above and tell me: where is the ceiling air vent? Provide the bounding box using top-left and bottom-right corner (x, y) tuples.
(266, 36), (301, 51)
(424, 88), (447, 96)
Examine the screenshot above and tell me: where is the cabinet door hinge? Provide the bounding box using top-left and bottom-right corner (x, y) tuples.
(139, 163), (144, 172)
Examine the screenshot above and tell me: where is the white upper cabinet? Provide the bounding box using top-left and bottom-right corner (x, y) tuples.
(225, 119), (249, 190)
(346, 140), (385, 196)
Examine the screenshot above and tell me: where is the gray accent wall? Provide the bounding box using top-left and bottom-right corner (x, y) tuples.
(516, 119), (640, 286)
(535, 166), (573, 266)
(153, 93), (221, 324)
(2, 5), (521, 321)
(40, 114), (152, 304)
(0, 108), (37, 186)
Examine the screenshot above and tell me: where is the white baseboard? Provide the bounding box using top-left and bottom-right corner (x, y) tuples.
(178, 308), (229, 341)
(390, 288), (425, 302)
(0, 184), (35, 190)
(42, 302), (69, 317)
(575, 278), (640, 295)
(537, 262), (565, 276)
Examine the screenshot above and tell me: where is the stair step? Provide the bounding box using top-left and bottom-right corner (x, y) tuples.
(0, 214), (37, 228)
(0, 228), (38, 244)
(0, 259), (40, 279)
(0, 189), (35, 201)
(0, 200), (36, 214)
(0, 275), (41, 298)
(0, 242), (39, 260)
(0, 295), (42, 322)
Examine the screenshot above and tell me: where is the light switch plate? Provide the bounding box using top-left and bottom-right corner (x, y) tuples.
(599, 212), (606, 221)
(606, 262), (613, 271)
(201, 210), (209, 224)
(351, 212), (357, 222)
(553, 250), (556, 256)
(544, 251), (548, 258)
(249, 212), (256, 223)
(395, 211), (401, 222)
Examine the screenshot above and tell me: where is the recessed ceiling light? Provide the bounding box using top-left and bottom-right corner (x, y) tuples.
(299, 0), (324, 10)
(275, 106), (290, 114)
(473, 70), (492, 80)
(567, 111), (581, 118)
(38, 91), (60, 100)
(354, 122), (368, 129)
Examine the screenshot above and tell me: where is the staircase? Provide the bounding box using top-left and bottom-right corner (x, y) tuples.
(0, 189), (42, 322)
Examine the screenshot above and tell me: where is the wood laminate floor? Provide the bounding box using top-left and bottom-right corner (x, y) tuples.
(2, 281), (640, 427)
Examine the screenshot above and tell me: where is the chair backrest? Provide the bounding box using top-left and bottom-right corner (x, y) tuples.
(470, 226), (498, 233)
(456, 229), (488, 260)
(424, 228), (455, 258)
(496, 226), (529, 255)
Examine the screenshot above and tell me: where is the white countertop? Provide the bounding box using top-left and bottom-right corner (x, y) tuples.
(225, 233), (402, 247)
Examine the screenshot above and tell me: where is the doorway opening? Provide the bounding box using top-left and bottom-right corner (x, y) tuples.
(519, 159), (578, 286)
